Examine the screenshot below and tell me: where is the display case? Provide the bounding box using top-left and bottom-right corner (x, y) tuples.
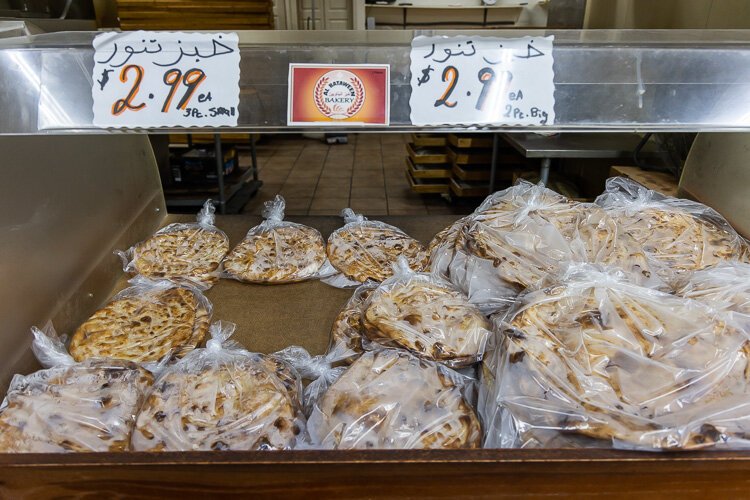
(2, 27), (750, 497)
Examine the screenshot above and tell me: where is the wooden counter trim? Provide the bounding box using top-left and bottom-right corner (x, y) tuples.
(3, 449), (750, 497)
(3, 448), (750, 466)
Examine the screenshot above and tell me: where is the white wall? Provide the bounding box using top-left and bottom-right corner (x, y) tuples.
(585, 0), (750, 29)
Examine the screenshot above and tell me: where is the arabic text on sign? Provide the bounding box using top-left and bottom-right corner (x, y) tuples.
(92, 31), (240, 128)
(409, 35), (555, 127)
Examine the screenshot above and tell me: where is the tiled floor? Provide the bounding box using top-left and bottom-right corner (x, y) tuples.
(241, 134), (471, 217)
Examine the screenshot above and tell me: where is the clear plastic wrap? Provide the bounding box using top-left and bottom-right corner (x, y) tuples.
(323, 208), (429, 288)
(427, 215), (471, 280)
(68, 277), (212, 363)
(131, 321), (305, 451)
(0, 325), (153, 453)
(481, 264), (750, 451)
(678, 262), (750, 322)
(326, 282), (379, 365)
(361, 257), (492, 368)
(118, 200), (229, 287)
(448, 181), (657, 314)
(305, 349), (482, 450)
(222, 195), (332, 284)
(595, 176), (749, 287)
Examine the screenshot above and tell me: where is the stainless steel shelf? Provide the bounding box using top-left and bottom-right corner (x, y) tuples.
(502, 133), (664, 158)
(5, 29), (750, 134)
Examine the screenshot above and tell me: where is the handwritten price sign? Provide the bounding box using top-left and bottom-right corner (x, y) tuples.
(409, 35), (555, 127)
(92, 31), (240, 128)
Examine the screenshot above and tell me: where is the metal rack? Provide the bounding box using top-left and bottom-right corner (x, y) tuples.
(4, 29), (750, 134)
(165, 134), (262, 214)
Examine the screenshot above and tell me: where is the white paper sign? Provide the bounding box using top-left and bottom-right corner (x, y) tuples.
(92, 31), (240, 128)
(409, 35), (555, 126)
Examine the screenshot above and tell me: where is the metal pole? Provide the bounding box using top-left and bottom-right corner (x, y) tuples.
(540, 158), (551, 186)
(249, 134), (259, 181)
(489, 133), (499, 194)
(214, 133), (226, 215)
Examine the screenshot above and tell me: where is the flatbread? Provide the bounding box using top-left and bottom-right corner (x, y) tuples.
(605, 207), (746, 285)
(132, 353), (302, 451)
(329, 284), (377, 364)
(69, 286), (211, 363)
(455, 186), (656, 298)
(487, 271), (750, 450)
(0, 360), (153, 453)
(223, 224), (325, 283)
(363, 278), (491, 367)
(327, 222), (428, 283)
(308, 350), (481, 449)
(132, 226), (229, 284)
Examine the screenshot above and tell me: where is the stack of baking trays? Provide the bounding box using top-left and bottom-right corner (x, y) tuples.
(405, 133), (451, 194)
(3, 177), (750, 453)
(448, 133), (527, 197)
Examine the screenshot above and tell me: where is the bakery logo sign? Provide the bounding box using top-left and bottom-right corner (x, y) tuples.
(289, 64), (389, 126)
(314, 70), (365, 119)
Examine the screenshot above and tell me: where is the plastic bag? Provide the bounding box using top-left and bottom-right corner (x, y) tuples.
(131, 321), (305, 451)
(0, 325), (153, 452)
(678, 262), (750, 322)
(326, 282), (379, 365)
(427, 215), (471, 280)
(480, 264), (750, 451)
(272, 345), (348, 417)
(448, 180), (658, 315)
(304, 349), (482, 450)
(595, 176), (749, 287)
(118, 200), (229, 287)
(222, 195), (333, 283)
(361, 257), (492, 368)
(323, 208), (429, 288)
(68, 277), (212, 363)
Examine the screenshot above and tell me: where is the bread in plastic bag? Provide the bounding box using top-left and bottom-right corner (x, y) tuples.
(480, 264), (750, 450)
(595, 176), (749, 286)
(361, 257), (491, 368)
(118, 200), (229, 287)
(448, 180), (655, 314)
(428, 215), (471, 280)
(68, 277), (212, 363)
(327, 282), (379, 365)
(305, 349), (482, 450)
(131, 321), (305, 451)
(222, 195), (330, 283)
(0, 326), (153, 452)
(324, 208), (429, 287)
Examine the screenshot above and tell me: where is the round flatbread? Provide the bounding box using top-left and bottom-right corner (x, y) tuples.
(363, 278), (491, 367)
(223, 224), (326, 283)
(460, 190), (585, 289)
(487, 269), (750, 450)
(132, 354), (302, 451)
(132, 226), (229, 284)
(308, 350), (481, 450)
(0, 360), (153, 453)
(69, 286), (211, 363)
(327, 222), (428, 283)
